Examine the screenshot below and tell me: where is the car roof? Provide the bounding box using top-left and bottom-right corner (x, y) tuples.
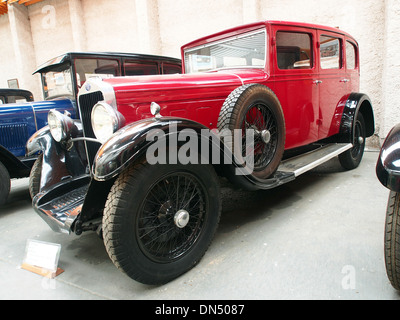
(0, 88), (33, 97)
(181, 20), (358, 51)
(33, 52), (182, 75)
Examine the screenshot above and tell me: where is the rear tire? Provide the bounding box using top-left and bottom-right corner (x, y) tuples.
(0, 161), (10, 206)
(339, 112), (366, 170)
(103, 161), (221, 285)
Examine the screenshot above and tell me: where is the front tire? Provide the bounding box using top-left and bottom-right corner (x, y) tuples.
(103, 161), (221, 285)
(29, 154), (43, 199)
(384, 191), (400, 290)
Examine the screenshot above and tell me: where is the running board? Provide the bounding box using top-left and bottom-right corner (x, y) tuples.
(277, 143), (353, 177)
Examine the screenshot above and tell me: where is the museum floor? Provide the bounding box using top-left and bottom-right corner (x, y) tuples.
(1, 150), (399, 300)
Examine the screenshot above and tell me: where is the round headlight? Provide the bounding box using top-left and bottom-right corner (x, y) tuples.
(91, 102), (125, 144)
(48, 110), (65, 142)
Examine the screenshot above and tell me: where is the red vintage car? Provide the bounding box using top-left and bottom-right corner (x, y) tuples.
(27, 21), (374, 284)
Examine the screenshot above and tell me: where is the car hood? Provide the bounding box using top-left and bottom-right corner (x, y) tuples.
(0, 99), (76, 128)
(105, 69), (267, 100)
(101, 69), (268, 123)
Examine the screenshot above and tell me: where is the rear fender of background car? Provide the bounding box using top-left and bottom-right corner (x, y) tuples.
(376, 123), (400, 192)
(0, 145), (31, 179)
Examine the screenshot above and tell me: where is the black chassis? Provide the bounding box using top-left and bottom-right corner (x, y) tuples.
(26, 90), (374, 235)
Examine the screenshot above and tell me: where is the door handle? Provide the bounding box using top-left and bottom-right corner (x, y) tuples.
(313, 80), (322, 85)
(340, 79), (350, 83)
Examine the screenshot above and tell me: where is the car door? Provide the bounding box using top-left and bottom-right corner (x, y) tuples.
(270, 25), (319, 149)
(316, 31), (348, 140)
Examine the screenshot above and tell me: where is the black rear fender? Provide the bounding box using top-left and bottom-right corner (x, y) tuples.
(339, 93), (374, 143)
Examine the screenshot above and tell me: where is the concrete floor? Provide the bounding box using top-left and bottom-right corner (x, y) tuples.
(0, 150), (399, 300)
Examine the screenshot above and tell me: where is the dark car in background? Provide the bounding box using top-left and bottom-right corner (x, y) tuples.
(0, 52), (181, 205)
(376, 124), (400, 291)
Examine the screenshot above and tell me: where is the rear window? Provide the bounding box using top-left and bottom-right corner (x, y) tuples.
(346, 41), (357, 69)
(320, 35), (342, 69)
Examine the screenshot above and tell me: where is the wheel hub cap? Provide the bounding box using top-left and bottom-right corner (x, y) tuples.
(260, 129), (271, 144)
(174, 209), (190, 228)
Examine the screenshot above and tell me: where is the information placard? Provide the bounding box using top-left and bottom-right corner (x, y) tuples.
(21, 239), (63, 278)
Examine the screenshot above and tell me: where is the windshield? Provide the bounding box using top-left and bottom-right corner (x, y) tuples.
(42, 65), (73, 100)
(184, 29), (266, 73)
(41, 58), (120, 100)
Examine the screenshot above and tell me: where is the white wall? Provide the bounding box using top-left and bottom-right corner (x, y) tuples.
(1, 0), (399, 146)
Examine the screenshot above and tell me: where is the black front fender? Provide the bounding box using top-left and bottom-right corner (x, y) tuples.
(376, 123), (400, 192)
(26, 121), (87, 193)
(93, 117), (214, 181)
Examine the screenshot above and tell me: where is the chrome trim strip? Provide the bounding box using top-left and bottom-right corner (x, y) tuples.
(71, 137), (101, 144)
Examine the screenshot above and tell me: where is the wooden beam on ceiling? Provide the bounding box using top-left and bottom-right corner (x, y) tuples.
(0, 0), (45, 16)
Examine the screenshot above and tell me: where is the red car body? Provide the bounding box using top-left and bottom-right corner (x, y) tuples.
(104, 20), (364, 150)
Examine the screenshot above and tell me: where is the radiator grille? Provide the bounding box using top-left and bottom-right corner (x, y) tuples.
(78, 91), (104, 169)
(0, 123), (29, 150)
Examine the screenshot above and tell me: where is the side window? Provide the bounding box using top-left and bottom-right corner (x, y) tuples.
(163, 64), (181, 74)
(75, 58), (120, 87)
(0, 96), (4, 104)
(124, 61), (158, 76)
(8, 96), (28, 103)
(276, 31), (313, 70)
(346, 41), (357, 69)
(320, 35), (342, 69)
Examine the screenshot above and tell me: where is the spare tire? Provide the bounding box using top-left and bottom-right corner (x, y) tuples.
(217, 84), (285, 179)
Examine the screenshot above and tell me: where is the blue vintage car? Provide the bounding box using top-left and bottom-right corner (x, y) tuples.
(0, 52), (181, 205)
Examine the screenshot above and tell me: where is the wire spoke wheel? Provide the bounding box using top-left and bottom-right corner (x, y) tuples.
(137, 172), (207, 263)
(217, 84), (285, 181)
(103, 162), (221, 285)
(241, 103), (279, 171)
